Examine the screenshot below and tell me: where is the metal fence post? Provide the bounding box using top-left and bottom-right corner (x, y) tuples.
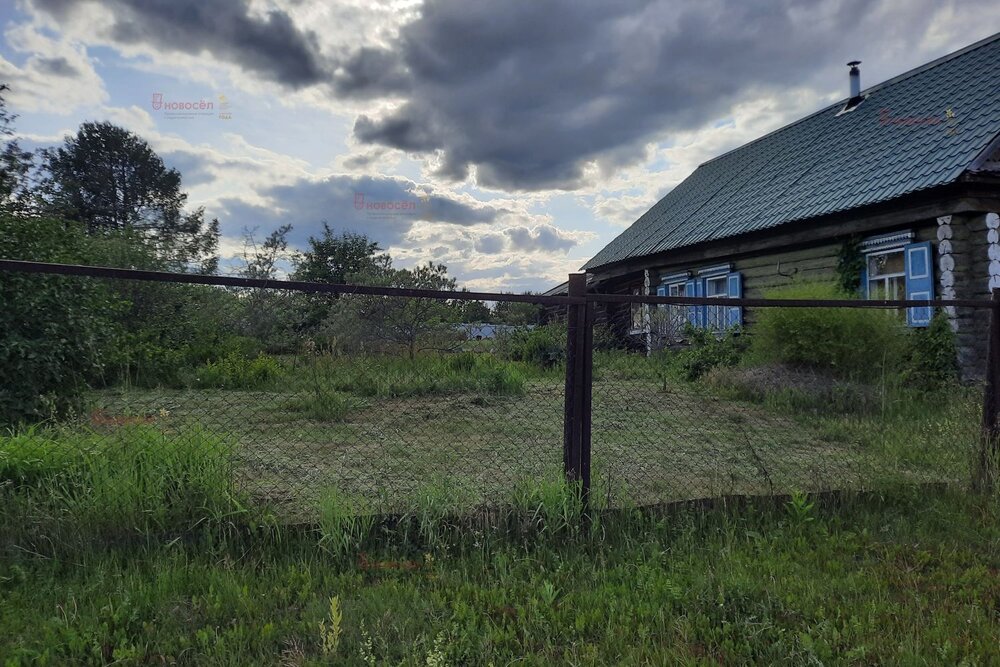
(580, 294), (594, 514)
(563, 274), (585, 484)
(562, 273), (594, 517)
(976, 288), (1000, 492)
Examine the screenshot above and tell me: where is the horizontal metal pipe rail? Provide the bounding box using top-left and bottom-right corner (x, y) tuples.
(0, 260), (582, 305)
(589, 292), (993, 309)
(0, 260), (995, 310)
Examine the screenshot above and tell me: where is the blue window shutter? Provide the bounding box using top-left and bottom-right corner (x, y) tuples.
(904, 241), (934, 327)
(656, 284), (666, 297)
(695, 278), (707, 328)
(860, 260), (869, 298)
(726, 272), (743, 328)
(684, 279), (698, 327)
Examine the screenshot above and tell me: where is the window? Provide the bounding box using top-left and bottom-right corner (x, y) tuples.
(666, 267), (742, 333)
(860, 233), (934, 327)
(704, 275), (729, 331)
(630, 287), (644, 332)
(865, 249), (906, 300)
(666, 282), (685, 331)
(654, 280), (687, 343)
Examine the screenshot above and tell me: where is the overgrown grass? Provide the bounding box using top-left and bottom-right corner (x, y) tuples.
(0, 425), (243, 551)
(700, 363), (980, 481)
(283, 352), (531, 398)
(2, 422), (999, 663)
(2, 486), (999, 664)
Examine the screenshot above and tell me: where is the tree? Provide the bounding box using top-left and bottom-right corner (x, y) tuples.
(456, 295), (492, 323)
(236, 224), (300, 349)
(293, 224), (386, 285)
(0, 84), (34, 216)
(339, 261), (460, 359)
(292, 225), (389, 331)
(493, 297), (545, 326)
(38, 121), (218, 271)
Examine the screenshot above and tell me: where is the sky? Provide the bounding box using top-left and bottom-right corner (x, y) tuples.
(1, 0), (998, 291)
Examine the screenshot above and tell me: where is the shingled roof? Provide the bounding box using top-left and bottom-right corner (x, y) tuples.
(584, 32), (1000, 271)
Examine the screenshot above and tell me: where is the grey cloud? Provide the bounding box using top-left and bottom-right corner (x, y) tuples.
(474, 233), (505, 254)
(35, 56), (80, 77)
(215, 174), (503, 251)
(339, 0), (1000, 190)
(31, 0), (327, 87)
(161, 149), (218, 188)
(505, 224), (579, 253)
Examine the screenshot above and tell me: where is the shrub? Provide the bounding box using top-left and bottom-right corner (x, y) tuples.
(674, 326), (748, 381)
(479, 362), (525, 395)
(184, 335), (263, 367)
(502, 324), (565, 368)
(191, 352), (282, 390)
(748, 282), (906, 382)
(0, 216), (115, 425)
(102, 334), (187, 388)
(900, 310), (959, 390)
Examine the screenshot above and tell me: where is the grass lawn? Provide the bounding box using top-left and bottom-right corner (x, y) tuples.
(82, 352), (979, 517)
(2, 490), (999, 664)
(1, 353), (995, 664)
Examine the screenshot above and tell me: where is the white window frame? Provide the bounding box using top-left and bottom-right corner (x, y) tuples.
(704, 274), (729, 332)
(659, 280), (687, 340)
(629, 286), (644, 334)
(864, 247), (906, 300)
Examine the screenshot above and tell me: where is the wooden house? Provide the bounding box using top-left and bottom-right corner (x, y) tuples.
(576, 33), (1000, 379)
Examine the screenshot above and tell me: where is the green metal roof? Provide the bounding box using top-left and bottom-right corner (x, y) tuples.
(584, 33), (1000, 271)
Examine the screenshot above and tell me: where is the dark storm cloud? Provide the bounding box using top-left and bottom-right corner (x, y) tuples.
(215, 174), (503, 250)
(31, 0), (327, 87)
(341, 0), (998, 190)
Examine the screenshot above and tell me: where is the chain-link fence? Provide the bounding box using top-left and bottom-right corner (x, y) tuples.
(2, 260), (998, 523)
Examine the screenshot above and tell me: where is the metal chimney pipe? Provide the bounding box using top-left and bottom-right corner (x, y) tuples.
(847, 60), (862, 99)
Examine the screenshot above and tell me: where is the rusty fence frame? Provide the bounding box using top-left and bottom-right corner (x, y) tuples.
(2, 259), (999, 505)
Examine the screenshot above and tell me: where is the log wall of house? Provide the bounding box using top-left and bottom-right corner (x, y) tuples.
(949, 211), (995, 381)
(576, 208), (997, 379)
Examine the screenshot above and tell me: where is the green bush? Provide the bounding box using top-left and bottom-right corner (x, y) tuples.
(101, 334), (187, 388)
(748, 282), (906, 382)
(184, 335), (263, 367)
(674, 326), (748, 381)
(0, 216), (115, 424)
(502, 324), (565, 368)
(900, 310), (959, 389)
(191, 352), (282, 390)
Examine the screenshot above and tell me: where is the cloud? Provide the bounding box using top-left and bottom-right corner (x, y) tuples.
(215, 174), (504, 250)
(0, 23), (107, 114)
(335, 0), (1000, 191)
(30, 0), (329, 87)
(505, 224), (581, 253)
